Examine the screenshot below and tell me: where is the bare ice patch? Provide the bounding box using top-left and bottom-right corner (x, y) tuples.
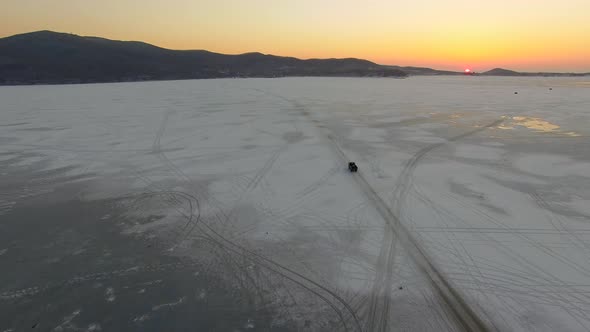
(498, 116), (580, 136)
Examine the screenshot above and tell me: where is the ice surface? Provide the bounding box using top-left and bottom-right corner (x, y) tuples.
(1, 76), (589, 331)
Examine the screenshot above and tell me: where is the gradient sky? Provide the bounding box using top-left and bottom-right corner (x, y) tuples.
(2, 0), (589, 71)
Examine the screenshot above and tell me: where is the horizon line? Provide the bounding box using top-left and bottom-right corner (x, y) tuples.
(3, 29), (590, 74)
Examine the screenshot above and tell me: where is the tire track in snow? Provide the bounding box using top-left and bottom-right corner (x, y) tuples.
(411, 181), (590, 330)
(246, 146), (285, 191)
(145, 103), (361, 331)
(267, 88), (500, 332)
(245, 89), (363, 331)
(377, 119), (503, 332)
(530, 191), (590, 253)
(296, 164), (340, 199)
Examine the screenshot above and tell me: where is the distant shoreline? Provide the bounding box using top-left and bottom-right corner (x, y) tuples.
(0, 75), (410, 87)
(2, 74), (589, 88)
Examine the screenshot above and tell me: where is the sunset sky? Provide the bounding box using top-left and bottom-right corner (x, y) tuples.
(2, 0), (589, 72)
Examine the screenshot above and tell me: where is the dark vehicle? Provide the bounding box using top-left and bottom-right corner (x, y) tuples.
(348, 162), (358, 172)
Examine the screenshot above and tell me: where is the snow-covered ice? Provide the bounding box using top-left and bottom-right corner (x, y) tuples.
(1, 76), (589, 331)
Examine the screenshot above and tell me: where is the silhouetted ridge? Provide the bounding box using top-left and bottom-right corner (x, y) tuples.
(0, 31), (407, 84)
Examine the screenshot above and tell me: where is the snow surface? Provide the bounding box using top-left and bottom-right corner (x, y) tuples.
(1, 76), (589, 331)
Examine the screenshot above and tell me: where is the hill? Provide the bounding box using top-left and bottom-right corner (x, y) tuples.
(0, 31), (407, 84)
(481, 68), (523, 76)
(387, 66), (463, 75)
(482, 67), (588, 77)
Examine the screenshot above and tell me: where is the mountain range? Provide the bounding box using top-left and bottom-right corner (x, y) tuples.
(0, 31), (407, 84)
(0, 31), (587, 85)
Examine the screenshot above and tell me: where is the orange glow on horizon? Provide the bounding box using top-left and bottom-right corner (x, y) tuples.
(1, 0), (589, 72)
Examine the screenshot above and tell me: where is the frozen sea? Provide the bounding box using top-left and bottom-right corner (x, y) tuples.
(1, 76), (589, 331)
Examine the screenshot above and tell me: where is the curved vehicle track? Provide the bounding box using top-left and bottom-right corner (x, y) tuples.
(146, 106), (363, 331)
(340, 119), (503, 332)
(260, 88), (502, 332)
